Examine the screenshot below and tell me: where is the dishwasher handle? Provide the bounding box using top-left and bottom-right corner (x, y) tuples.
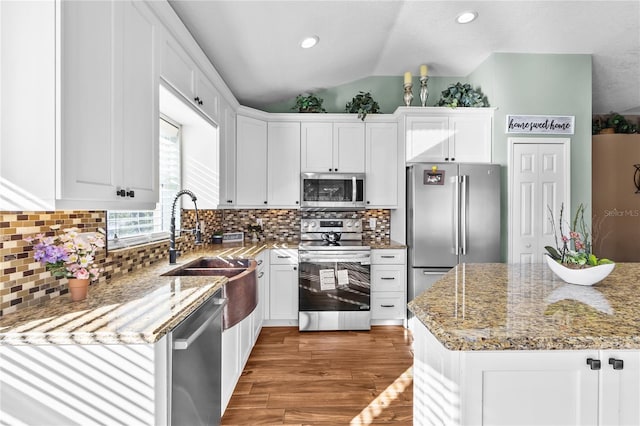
(173, 298), (226, 351)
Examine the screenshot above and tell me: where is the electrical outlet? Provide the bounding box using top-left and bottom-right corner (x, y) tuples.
(369, 218), (377, 229)
(256, 218), (263, 227)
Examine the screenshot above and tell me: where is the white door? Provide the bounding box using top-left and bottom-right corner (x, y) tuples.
(267, 122), (300, 207)
(509, 138), (570, 263)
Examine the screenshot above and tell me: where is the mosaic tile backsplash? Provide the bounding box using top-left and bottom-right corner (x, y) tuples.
(1, 208), (391, 317)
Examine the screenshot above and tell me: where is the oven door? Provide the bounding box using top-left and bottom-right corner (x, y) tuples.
(300, 173), (365, 210)
(298, 250), (371, 331)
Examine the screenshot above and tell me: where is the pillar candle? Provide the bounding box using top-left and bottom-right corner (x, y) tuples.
(420, 64), (428, 77)
(404, 71), (412, 85)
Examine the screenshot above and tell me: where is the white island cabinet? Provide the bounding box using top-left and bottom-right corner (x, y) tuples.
(409, 263), (640, 426)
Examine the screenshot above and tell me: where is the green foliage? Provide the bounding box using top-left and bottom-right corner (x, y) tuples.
(345, 91), (380, 121)
(593, 112), (638, 134)
(437, 82), (489, 108)
(292, 93), (326, 113)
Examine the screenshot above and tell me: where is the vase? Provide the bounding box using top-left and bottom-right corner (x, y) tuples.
(545, 255), (615, 286)
(68, 278), (90, 301)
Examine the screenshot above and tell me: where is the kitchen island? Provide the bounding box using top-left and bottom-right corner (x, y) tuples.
(408, 263), (640, 426)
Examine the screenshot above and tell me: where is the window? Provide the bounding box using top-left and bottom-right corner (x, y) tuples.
(107, 116), (181, 249)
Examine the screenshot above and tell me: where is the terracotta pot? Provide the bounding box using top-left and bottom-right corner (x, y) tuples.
(68, 278), (90, 301)
(599, 127), (615, 134)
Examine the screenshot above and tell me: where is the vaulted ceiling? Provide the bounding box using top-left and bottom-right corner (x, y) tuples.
(168, 0), (640, 114)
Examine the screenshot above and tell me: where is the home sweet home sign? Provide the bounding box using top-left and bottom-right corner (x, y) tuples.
(506, 115), (575, 134)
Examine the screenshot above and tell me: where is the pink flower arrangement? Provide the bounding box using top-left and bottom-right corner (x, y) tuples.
(24, 226), (106, 280)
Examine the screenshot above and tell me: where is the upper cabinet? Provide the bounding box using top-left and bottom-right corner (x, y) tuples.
(219, 100), (237, 208)
(236, 115), (268, 207)
(300, 122), (365, 173)
(160, 33), (220, 123)
(404, 107), (493, 163)
(267, 122), (301, 208)
(0, 0), (159, 210)
(366, 122), (399, 208)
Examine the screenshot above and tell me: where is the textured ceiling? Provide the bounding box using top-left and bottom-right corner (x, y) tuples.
(168, 0), (640, 114)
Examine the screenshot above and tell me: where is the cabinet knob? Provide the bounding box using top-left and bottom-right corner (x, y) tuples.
(366, 201), (370, 204)
(295, 201), (299, 204)
(126, 190), (135, 198)
(194, 96), (200, 103)
(609, 358), (624, 370)
(329, 168), (333, 172)
(293, 266), (297, 271)
(335, 168), (338, 172)
(444, 158), (449, 161)
(586, 358), (601, 370)
(116, 189), (126, 197)
(451, 157), (455, 161)
(264, 201), (268, 204)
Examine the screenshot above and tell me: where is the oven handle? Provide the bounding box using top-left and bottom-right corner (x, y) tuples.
(299, 251), (371, 264)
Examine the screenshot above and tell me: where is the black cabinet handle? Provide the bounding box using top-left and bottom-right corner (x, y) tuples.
(293, 266), (297, 271)
(609, 358), (624, 370)
(451, 157), (455, 162)
(334, 168), (338, 172)
(194, 96), (200, 103)
(227, 199), (233, 203)
(257, 259), (263, 265)
(444, 158), (449, 161)
(264, 201), (268, 204)
(258, 272), (264, 278)
(126, 190), (135, 198)
(381, 277), (396, 280)
(381, 304), (395, 308)
(116, 189), (126, 197)
(295, 201), (299, 204)
(380, 255), (396, 259)
(586, 358), (601, 370)
(329, 168), (333, 172)
(366, 201), (370, 204)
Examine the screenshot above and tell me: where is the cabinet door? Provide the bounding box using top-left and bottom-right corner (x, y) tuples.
(195, 72), (220, 122)
(449, 114), (492, 163)
(221, 324), (240, 412)
(267, 122), (301, 207)
(120, 0), (158, 206)
(600, 351), (640, 426)
(60, 1), (118, 202)
(405, 116), (449, 162)
(219, 101), (236, 207)
(333, 122), (365, 173)
(269, 264), (298, 320)
(236, 115), (267, 206)
(301, 122), (333, 172)
(365, 122), (398, 207)
(160, 33), (195, 102)
(464, 350), (599, 425)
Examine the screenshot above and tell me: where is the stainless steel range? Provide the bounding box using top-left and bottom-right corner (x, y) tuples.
(298, 215), (371, 331)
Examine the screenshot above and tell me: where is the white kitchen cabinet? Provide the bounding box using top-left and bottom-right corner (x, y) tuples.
(365, 122), (399, 208)
(300, 122), (365, 173)
(267, 122), (301, 208)
(160, 31), (220, 123)
(221, 321), (240, 412)
(267, 249), (299, 325)
(235, 115), (268, 207)
(412, 320), (640, 426)
(254, 251), (269, 331)
(405, 107), (493, 163)
(219, 100), (237, 207)
(1, 0), (159, 210)
(370, 249), (406, 324)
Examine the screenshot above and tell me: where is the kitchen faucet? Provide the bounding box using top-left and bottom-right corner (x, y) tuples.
(169, 189), (202, 264)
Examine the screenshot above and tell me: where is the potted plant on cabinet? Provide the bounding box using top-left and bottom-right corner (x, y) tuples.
(292, 93), (326, 113)
(437, 82), (489, 108)
(345, 91), (380, 120)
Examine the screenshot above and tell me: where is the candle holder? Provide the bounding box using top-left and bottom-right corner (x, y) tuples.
(419, 76), (429, 107)
(403, 83), (413, 107)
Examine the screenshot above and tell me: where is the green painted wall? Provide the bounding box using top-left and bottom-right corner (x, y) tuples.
(468, 53), (592, 259)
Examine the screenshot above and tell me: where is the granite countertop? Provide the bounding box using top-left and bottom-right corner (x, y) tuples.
(0, 242), (293, 346)
(369, 240), (406, 249)
(408, 262), (640, 351)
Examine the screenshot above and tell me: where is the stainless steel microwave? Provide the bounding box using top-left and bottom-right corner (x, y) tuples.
(300, 172), (366, 210)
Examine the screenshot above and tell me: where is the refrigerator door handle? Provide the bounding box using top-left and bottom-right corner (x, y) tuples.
(454, 175), (460, 255)
(461, 175), (468, 255)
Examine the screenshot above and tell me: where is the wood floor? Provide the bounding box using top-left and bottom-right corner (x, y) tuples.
(221, 326), (414, 425)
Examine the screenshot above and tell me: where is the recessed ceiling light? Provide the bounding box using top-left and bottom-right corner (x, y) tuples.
(456, 11), (478, 24)
(300, 36), (319, 49)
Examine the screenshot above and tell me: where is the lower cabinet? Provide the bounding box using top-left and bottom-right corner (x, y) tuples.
(370, 249), (406, 325)
(266, 248), (299, 325)
(412, 319), (640, 426)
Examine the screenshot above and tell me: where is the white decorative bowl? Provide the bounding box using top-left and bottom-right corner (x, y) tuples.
(545, 255), (615, 286)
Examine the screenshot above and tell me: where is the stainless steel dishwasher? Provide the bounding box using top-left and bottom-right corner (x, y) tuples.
(169, 289), (226, 426)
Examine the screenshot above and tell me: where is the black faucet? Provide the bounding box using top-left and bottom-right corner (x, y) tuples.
(169, 189), (202, 264)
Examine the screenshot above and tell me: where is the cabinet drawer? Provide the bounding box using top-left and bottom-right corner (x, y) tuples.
(270, 248), (298, 264)
(371, 292), (405, 320)
(371, 265), (405, 292)
(371, 249), (406, 264)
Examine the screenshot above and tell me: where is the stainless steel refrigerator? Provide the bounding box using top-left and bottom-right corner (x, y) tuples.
(407, 163), (501, 304)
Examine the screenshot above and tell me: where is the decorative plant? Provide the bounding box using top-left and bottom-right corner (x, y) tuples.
(345, 91), (380, 120)
(593, 112), (638, 134)
(292, 93), (326, 113)
(545, 203), (613, 268)
(437, 82), (489, 108)
(24, 226), (105, 280)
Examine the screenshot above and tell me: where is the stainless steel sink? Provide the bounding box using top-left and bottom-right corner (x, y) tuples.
(163, 257), (258, 330)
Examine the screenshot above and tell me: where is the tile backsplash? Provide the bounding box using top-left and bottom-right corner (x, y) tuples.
(1, 208), (391, 317)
